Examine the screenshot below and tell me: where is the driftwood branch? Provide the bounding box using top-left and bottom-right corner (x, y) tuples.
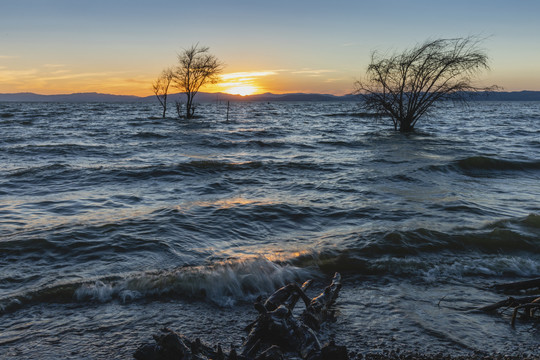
(242, 273), (343, 360)
(477, 296), (539, 313)
(511, 300), (540, 327)
(134, 273), (347, 360)
(479, 278), (540, 326)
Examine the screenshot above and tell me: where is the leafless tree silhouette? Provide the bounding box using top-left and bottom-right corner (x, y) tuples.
(152, 67), (174, 118)
(174, 44), (223, 119)
(354, 37), (495, 132)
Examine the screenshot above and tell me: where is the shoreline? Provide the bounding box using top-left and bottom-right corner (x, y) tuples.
(351, 352), (539, 360)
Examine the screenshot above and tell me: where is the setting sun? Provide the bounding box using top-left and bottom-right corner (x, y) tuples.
(214, 71), (276, 96)
(223, 85), (258, 96)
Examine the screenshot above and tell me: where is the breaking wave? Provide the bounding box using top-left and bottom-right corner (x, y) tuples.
(0, 257), (313, 313)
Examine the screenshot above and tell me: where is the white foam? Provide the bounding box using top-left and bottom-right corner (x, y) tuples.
(73, 257), (313, 306)
(74, 280), (114, 302)
(421, 255), (540, 282)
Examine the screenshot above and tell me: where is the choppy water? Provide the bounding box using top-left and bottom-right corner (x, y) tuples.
(1, 101), (539, 359)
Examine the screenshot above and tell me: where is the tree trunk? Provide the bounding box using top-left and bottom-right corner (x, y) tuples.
(399, 119), (414, 132)
(186, 99), (191, 119)
(162, 99), (166, 118)
(184, 93), (192, 119)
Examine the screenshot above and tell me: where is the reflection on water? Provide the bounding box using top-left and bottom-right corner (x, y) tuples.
(176, 196), (277, 212)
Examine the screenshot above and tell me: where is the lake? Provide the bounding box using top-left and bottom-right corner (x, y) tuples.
(1, 101), (539, 358)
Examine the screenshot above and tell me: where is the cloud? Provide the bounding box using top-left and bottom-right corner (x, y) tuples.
(35, 71), (127, 81)
(43, 64), (66, 68)
(0, 68), (39, 82)
(0, 66), (138, 95)
(291, 69), (336, 76)
(324, 77), (347, 83)
(221, 71), (277, 80)
(0, 66), (127, 83)
(123, 78), (153, 85)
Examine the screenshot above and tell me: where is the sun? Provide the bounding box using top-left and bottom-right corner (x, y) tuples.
(224, 85), (258, 96)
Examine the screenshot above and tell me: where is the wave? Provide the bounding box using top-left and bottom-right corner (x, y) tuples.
(519, 213), (540, 228)
(270, 160), (336, 172)
(4, 160), (342, 189)
(456, 156), (540, 171)
(0, 225), (161, 260)
(294, 249), (540, 281)
(317, 139), (367, 148)
(0, 257), (313, 314)
(324, 112), (379, 118)
(5, 160), (264, 184)
(132, 131), (169, 139)
(2, 215), (538, 314)
(175, 160), (263, 173)
(7, 163), (70, 179)
(239, 140), (289, 148)
(99, 160), (266, 181)
(5, 143), (108, 157)
(206, 139), (290, 149)
(426, 156), (540, 175)
(292, 214), (540, 278)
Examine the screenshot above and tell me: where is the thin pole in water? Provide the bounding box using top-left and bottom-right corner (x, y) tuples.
(226, 101), (230, 122)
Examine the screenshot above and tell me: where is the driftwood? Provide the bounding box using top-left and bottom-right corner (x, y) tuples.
(479, 278), (540, 326)
(134, 273), (347, 360)
(134, 328), (229, 360)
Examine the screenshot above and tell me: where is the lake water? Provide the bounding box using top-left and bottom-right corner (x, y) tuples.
(1, 101), (539, 359)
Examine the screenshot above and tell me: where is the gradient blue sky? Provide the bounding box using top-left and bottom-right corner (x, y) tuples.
(1, 0), (539, 95)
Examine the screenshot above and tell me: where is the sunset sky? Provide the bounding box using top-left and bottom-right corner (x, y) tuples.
(1, 0), (539, 96)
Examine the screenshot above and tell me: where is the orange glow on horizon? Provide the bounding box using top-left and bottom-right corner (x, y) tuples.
(205, 71), (276, 96)
(223, 85), (258, 96)
(2, 64), (539, 97)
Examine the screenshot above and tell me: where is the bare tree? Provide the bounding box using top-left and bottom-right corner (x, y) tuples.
(174, 44), (223, 119)
(354, 37), (495, 132)
(152, 67), (174, 118)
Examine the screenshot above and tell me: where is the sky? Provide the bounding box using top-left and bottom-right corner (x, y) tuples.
(1, 0), (539, 96)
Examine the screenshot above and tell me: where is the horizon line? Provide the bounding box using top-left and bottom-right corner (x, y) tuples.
(2, 89), (540, 98)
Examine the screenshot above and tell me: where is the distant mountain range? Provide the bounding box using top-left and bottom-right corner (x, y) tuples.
(1, 91), (540, 102)
(0, 92), (357, 103)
